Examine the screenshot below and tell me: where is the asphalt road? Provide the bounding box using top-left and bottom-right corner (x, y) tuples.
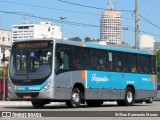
(0, 101), (160, 120)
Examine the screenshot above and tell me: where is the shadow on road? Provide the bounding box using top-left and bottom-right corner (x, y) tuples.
(2, 103), (153, 110)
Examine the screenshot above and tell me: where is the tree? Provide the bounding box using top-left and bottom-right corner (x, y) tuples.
(156, 49), (160, 83)
(69, 37), (82, 42)
(84, 37), (92, 42)
(0, 65), (8, 78)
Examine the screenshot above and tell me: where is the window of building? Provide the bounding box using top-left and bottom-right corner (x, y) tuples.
(2, 37), (5, 41)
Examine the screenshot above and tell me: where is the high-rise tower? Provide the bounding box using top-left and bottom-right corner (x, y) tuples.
(100, 1), (122, 44)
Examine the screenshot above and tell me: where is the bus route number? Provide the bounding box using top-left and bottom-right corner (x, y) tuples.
(126, 81), (134, 84)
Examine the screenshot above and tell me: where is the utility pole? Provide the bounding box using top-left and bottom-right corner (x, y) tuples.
(60, 17), (66, 39)
(135, 0), (139, 49)
(2, 48), (6, 101)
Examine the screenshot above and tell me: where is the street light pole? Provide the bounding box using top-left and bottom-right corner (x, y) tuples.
(123, 27), (128, 44)
(60, 17), (66, 39)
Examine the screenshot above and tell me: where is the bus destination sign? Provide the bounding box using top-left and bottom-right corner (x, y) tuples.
(17, 42), (49, 49)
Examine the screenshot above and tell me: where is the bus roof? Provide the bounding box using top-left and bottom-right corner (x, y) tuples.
(12, 39), (155, 55)
(55, 39), (154, 55)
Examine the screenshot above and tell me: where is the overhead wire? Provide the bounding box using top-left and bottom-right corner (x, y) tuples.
(56, 0), (160, 31)
(1, 10), (159, 37)
(0, 0), (100, 16)
(139, 0), (160, 25)
(56, 0), (133, 12)
(0, 1), (160, 37)
(0, 10), (100, 28)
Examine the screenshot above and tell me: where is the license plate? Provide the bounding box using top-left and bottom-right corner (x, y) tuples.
(23, 96), (31, 99)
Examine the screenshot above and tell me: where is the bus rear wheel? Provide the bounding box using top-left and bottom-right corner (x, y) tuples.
(117, 87), (135, 106)
(31, 100), (45, 109)
(124, 87), (135, 106)
(146, 97), (153, 103)
(66, 88), (81, 108)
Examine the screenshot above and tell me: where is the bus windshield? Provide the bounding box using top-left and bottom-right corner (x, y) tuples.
(9, 41), (53, 81)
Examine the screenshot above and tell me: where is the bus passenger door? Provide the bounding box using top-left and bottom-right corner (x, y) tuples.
(54, 44), (72, 100)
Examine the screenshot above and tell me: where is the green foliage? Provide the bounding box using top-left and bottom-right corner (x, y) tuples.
(69, 37), (82, 42)
(84, 37), (99, 42)
(84, 37), (91, 42)
(69, 37), (99, 42)
(0, 65), (8, 78)
(156, 49), (160, 83)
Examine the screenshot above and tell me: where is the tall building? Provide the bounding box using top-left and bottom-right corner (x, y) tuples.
(12, 21), (62, 42)
(100, 3), (122, 44)
(0, 29), (11, 67)
(139, 35), (155, 50)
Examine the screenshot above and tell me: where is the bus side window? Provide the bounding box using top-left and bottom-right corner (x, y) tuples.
(56, 44), (71, 72)
(150, 56), (156, 74)
(116, 52), (122, 71)
(138, 55), (151, 74)
(91, 49), (99, 70)
(57, 51), (70, 70)
(108, 52), (116, 71)
(74, 47), (90, 70)
(99, 50), (107, 71)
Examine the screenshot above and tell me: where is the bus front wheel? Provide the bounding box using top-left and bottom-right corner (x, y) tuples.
(66, 88), (81, 108)
(31, 100), (45, 109)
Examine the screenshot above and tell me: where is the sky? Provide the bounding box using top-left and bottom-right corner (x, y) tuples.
(0, 0), (160, 46)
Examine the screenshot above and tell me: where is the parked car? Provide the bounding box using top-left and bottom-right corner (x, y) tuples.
(154, 84), (160, 101)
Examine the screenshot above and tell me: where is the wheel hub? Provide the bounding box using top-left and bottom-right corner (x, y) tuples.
(72, 93), (80, 103)
(127, 91), (133, 103)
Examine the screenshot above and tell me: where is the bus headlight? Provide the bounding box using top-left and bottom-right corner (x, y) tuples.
(8, 84), (14, 91)
(43, 82), (50, 90)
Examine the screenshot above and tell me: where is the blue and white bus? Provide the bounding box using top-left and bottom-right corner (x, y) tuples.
(8, 39), (157, 108)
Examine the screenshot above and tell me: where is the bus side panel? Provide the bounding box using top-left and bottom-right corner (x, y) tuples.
(84, 70), (156, 100)
(54, 72), (72, 100)
(71, 71), (99, 100)
(135, 90), (157, 100)
(102, 89), (122, 100)
(85, 89), (98, 99)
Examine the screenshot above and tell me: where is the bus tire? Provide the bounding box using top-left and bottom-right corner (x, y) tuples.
(86, 100), (103, 107)
(146, 97), (153, 103)
(124, 87), (135, 106)
(67, 88), (81, 108)
(31, 100), (45, 109)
